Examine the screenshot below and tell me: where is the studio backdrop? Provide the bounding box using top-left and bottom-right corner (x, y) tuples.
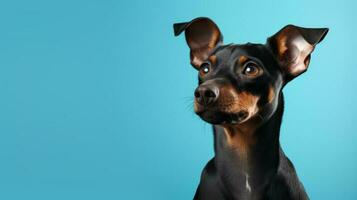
(0, 0), (356, 199)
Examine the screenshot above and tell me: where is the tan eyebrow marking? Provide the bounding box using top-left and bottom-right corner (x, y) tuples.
(238, 56), (249, 65)
(208, 55), (217, 65)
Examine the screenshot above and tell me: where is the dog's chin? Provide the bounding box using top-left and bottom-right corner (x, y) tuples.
(195, 110), (249, 125)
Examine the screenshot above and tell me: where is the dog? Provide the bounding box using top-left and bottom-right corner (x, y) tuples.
(173, 17), (328, 200)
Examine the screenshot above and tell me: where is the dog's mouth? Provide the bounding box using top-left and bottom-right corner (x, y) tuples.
(193, 84), (260, 125)
(195, 105), (249, 125)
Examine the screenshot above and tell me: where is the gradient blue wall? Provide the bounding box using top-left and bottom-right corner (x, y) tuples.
(0, 0), (356, 199)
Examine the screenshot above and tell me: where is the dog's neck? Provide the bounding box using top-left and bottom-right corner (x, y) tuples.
(213, 94), (284, 199)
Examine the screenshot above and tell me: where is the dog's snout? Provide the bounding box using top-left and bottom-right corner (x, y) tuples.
(194, 85), (219, 105)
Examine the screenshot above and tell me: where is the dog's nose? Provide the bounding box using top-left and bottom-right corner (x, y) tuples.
(194, 85), (219, 105)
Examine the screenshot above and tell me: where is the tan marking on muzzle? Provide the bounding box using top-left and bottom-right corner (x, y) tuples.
(235, 91), (260, 116)
(216, 85), (260, 118)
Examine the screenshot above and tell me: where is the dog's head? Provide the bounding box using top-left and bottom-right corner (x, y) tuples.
(174, 17), (328, 125)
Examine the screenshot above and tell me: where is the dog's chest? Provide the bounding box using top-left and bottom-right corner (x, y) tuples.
(215, 149), (267, 200)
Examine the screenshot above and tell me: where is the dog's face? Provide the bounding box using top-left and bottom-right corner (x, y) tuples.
(174, 18), (328, 125)
(193, 43), (283, 125)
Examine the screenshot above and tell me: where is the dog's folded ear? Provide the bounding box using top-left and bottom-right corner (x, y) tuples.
(173, 17), (223, 69)
(267, 25), (328, 82)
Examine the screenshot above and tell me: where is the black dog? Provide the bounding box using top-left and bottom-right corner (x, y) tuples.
(173, 17), (328, 200)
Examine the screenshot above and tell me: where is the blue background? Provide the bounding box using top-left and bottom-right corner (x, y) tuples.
(0, 0), (356, 199)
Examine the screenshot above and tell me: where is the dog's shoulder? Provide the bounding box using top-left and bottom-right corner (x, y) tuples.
(194, 158), (228, 200)
(265, 150), (309, 200)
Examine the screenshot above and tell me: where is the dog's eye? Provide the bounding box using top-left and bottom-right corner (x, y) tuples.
(199, 63), (210, 76)
(243, 62), (261, 77)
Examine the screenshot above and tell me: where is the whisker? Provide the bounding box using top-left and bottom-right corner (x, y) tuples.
(180, 96), (194, 111)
